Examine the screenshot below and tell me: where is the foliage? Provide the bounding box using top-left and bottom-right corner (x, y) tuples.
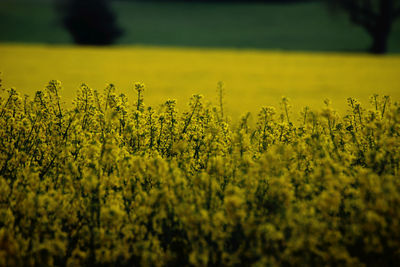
(0, 78), (399, 266)
(56, 0), (123, 45)
(327, 0), (400, 54)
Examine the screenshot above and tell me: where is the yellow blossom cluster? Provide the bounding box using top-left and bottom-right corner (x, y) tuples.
(0, 78), (399, 266)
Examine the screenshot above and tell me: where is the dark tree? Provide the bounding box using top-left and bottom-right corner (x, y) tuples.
(328, 0), (400, 54)
(57, 0), (123, 45)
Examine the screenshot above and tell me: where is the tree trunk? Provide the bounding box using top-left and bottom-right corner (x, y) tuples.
(370, 30), (389, 54)
(369, 0), (393, 54)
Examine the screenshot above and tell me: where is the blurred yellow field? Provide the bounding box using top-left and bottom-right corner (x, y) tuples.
(1, 44), (399, 118)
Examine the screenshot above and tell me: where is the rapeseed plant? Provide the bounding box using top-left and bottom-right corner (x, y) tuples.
(0, 78), (399, 266)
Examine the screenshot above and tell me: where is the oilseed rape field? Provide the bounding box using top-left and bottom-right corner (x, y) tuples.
(1, 44), (400, 266)
(1, 44), (400, 117)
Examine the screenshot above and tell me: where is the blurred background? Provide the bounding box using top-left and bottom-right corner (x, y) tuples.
(1, 0), (400, 53)
(1, 0), (400, 118)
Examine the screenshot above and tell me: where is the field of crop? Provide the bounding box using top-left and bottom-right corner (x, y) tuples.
(1, 44), (400, 119)
(0, 75), (399, 266)
(1, 1), (400, 264)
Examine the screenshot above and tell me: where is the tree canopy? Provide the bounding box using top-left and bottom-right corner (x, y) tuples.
(57, 0), (123, 45)
(327, 0), (400, 54)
